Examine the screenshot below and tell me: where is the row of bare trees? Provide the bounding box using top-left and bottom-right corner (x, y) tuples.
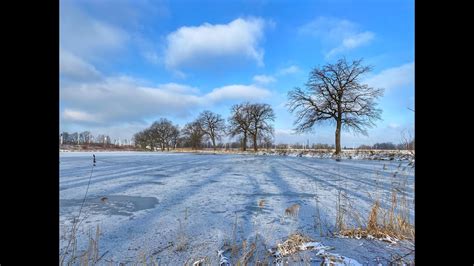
(59, 131), (119, 146)
(133, 118), (180, 151)
(133, 102), (275, 152)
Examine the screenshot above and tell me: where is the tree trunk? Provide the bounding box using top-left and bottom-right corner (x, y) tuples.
(335, 119), (342, 155)
(242, 133), (247, 151)
(253, 133), (258, 152)
(212, 137), (216, 151)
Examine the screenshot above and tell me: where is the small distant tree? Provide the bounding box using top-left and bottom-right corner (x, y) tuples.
(400, 129), (414, 151)
(69, 132), (79, 145)
(229, 141), (241, 149)
(61, 132), (70, 145)
(182, 121), (205, 150)
(228, 103), (252, 151)
(150, 118), (179, 151)
(262, 135), (273, 150)
(169, 126), (180, 150)
(313, 143), (332, 150)
(248, 103), (275, 152)
(104, 135), (111, 145)
(357, 144), (372, 150)
(79, 131), (91, 144)
(133, 130), (149, 149)
(373, 142), (396, 150)
(288, 58), (383, 155)
(198, 111), (226, 150)
(143, 128), (157, 150)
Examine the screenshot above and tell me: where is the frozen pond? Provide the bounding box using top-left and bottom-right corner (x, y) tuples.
(60, 152), (414, 265)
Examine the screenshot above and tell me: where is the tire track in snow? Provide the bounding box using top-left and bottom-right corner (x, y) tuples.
(60, 157), (208, 191)
(275, 159), (394, 211)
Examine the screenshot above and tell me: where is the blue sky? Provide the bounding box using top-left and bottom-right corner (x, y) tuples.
(60, 0), (414, 146)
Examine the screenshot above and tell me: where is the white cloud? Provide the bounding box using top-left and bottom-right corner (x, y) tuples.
(60, 2), (129, 60)
(63, 109), (102, 123)
(251, 65), (300, 86)
(388, 123), (400, 129)
(275, 128), (295, 135)
(253, 75), (276, 84)
(277, 65), (300, 75)
(299, 17), (375, 58)
(61, 77), (271, 125)
(61, 77), (203, 124)
(326, 31), (374, 58)
(364, 62), (414, 91)
(60, 49), (102, 81)
(206, 85), (271, 102)
(164, 18), (266, 70)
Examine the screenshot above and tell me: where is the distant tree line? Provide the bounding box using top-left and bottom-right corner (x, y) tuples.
(274, 141), (413, 151)
(132, 102), (276, 152)
(358, 140), (414, 150)
(59, 131), (133, 147)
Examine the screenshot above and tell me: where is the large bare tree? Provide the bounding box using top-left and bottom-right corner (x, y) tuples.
(182, 121), (205, 150)
(228, 103), (275, 152)
(248, 103), (275, 152)
(198, 110), (225, 150)
(228, 103), (252, 151)
(145, 118), (180, 151)
(288, 58), (383, 155)
(132, 130), (148, 149)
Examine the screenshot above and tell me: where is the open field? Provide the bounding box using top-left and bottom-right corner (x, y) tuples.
(60, 152), (414, 265)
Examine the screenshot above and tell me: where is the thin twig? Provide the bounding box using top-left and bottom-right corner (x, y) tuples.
(61, 154), (96, 265)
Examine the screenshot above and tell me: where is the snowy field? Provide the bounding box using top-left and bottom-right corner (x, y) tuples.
(60, 152), (414, 265)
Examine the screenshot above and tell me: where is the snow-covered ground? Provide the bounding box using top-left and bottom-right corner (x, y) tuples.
(60, 152), (414, 265)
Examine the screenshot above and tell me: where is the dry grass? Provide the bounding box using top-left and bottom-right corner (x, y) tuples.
(237, 242), (256, 265)
(338, 195), (414, 244)
(336, 163), (414, 245)
(231, 214), (240, 259)
(61, 224), (102, 266)
(184, 256), (211, 266)
(335, 190), (346, 232)
(284, 204), (300, 217)
(175, 218), (188, 251)
(276, 233), (312, 257)
(175, 207), (191, 251)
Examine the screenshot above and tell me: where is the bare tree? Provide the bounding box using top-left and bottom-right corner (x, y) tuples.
(248, 103), (275, 152)
(182, 121), (205, 150)
(61, 132), (70, 145)
(400, 128), (414, 151)
(150, 118), (180, 151)
(288, 58), (383, 155)
(228, 103), (252, 151)
(143, 128), (157, 150)
(198, 111), (225, 150)
(262, 135), (273, 150)
(79, 131), (91, 144)
(133, 130), (148, 149)
(169, 126), (180, 150)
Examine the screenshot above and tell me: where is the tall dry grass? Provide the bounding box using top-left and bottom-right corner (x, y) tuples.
(336, 162), (414, 244)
